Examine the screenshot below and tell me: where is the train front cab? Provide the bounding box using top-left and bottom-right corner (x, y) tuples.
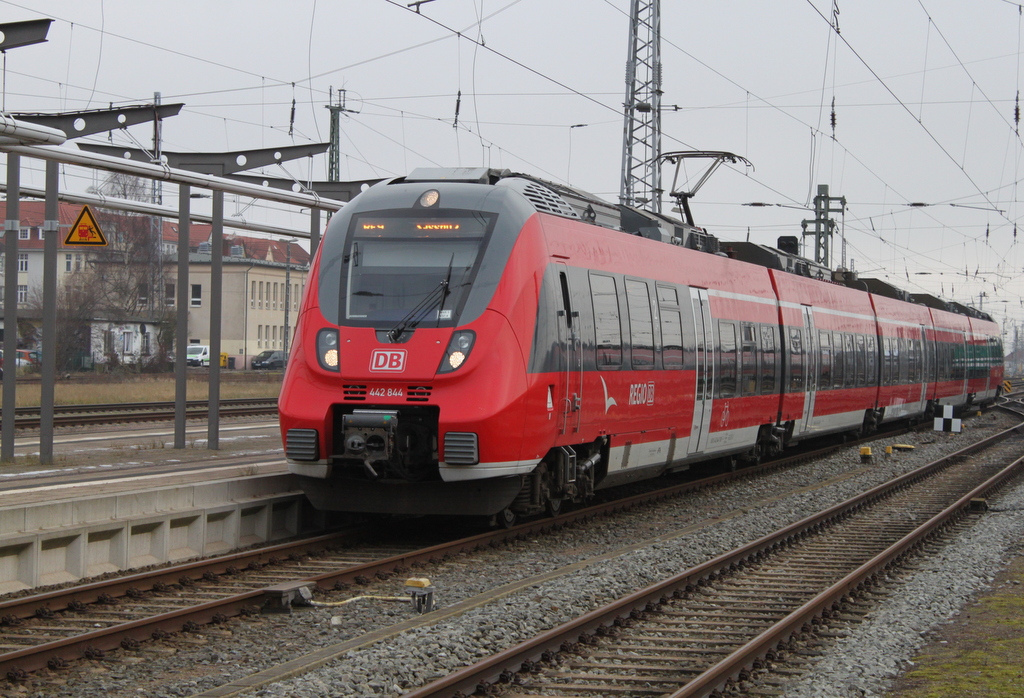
(280, 175), (554, 517)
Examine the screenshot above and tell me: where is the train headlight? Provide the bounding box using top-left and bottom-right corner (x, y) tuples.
(317, 328), (340, 372)
(438, 330), (475, 374)
(419, 189), (440, 207)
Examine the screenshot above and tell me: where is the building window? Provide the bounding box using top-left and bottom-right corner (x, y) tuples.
(190, 283), (202, 307)
(122, 332), (133, 354)
(18, 228), (29, 240)
(272, 325), (278, 346)
(251, 280), (256, 308)
(141, 332), (151, 356)
(17, 285), (28, 303)
(18, 253), (28, 272)
(75, 254), (82, 271)
(165, 283), (175, 306)
(65, 254), (72, 272)
(259, 281), (264, 308)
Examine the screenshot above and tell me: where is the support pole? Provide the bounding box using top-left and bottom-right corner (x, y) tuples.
(40, 160), (59, 464)
(208, 190), (223, 449)
(283, 240), (292, 355)
(174, 185), (190, 449)
(2, 154), (19, 461)
(309, 208), (321, 260)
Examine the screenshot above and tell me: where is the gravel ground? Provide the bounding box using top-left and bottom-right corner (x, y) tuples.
(7, 412), (1021, 698)
(776, 458), (1024, 697)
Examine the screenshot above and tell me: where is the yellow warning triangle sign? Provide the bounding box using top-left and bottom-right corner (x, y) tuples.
(64, 205), (108, 246)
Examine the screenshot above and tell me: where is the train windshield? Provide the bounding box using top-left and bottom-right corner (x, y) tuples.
(341, 211), (495, 327)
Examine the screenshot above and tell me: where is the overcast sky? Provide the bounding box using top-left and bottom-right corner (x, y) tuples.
(4, 0), (1024, 339)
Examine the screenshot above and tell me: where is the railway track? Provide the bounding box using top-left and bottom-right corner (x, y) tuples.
(402, 417), (1024, 698)
(0, 416), (946, 683)
(5, 398), (278, 430)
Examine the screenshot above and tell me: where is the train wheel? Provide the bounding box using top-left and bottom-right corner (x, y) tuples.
(546, 498), (564, 517)
(497, 507), (518, 529)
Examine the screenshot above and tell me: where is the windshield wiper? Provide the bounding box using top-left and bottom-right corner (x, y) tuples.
(387, 256), (456, 342)
(435, 254), (455, 328)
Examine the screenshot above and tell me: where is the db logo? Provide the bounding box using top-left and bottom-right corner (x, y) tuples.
(370, 349), (407, 372)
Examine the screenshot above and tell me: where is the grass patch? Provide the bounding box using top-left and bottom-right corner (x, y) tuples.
(1, 373), (281, 407)
(888, 556), (1024, 697)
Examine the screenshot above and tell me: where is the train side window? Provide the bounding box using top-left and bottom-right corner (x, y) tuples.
(832, 331), (845, 390)
(657, 285), (683, 368)
(626, 280), (654, 368)
(880, 333), (888, 382)
(590, 274), (622, 368)
(761, 326), (776, 394)
(866, 335), (877, 386)
(897, 337), (908, 383)
(864, 333), (872, 382)
(788, 328), (804, 392)
(559, 272), (573, 329)
(884, 337), (895, 386)
(855, 334), (867, 387)
(718, 321), (738, 398)
(818, 331), (832, 390)
(740, 323), (758, 396)
(844, 334), (856, 388)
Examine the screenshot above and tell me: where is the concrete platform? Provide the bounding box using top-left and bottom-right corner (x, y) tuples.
(0, 463), (313, 593)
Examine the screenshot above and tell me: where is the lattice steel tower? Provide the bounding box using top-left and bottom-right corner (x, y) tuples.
(619, 0), (662, 213)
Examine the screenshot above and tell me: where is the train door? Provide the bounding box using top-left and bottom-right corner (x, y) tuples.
(556, 265), (582, 434)
(688, 288), (713, 455)
(957, 330), (968, 399)
(918, 326), (929, 405)
(799, 306), (817, 435)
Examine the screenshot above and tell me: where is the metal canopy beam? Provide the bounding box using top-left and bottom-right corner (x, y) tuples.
(77, 142), (330, 176)
(13, 104), (184, 139)
(223, 173), (382, 202)
(0, 19), (53, 50)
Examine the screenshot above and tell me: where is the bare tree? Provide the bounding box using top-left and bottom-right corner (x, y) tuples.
(87, 172), (150, 202)
(27, 273), (98, 371)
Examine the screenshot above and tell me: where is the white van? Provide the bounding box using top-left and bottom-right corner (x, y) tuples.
(186, 345), (211, 367)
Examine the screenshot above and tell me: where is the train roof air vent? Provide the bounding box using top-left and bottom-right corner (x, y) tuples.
(500, 178), (580, 219)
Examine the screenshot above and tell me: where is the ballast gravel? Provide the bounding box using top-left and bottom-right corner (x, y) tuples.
(10, 412), (1024, 698)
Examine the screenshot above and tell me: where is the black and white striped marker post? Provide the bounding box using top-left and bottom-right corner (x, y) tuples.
(934, 404), (961, 433)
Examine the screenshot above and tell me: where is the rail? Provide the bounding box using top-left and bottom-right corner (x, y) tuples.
(3, 398), (278, 430)
(400, 421), (1024, 698)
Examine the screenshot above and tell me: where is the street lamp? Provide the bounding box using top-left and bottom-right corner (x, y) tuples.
(567, 124), (587, 184)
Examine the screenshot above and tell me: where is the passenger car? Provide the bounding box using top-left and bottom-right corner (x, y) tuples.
(252, 350), (287, 370)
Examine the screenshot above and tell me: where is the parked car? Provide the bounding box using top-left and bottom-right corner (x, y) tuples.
(185, 345), (211, 367)
(16, 349), (40, 368)
(0, 349), (37, 377)
(251, 350), (287, 370)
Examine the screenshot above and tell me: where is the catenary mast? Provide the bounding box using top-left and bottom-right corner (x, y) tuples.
(619, 0), (662, 213)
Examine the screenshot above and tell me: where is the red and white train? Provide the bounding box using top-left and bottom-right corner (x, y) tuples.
(279, 167), (1004, 524)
